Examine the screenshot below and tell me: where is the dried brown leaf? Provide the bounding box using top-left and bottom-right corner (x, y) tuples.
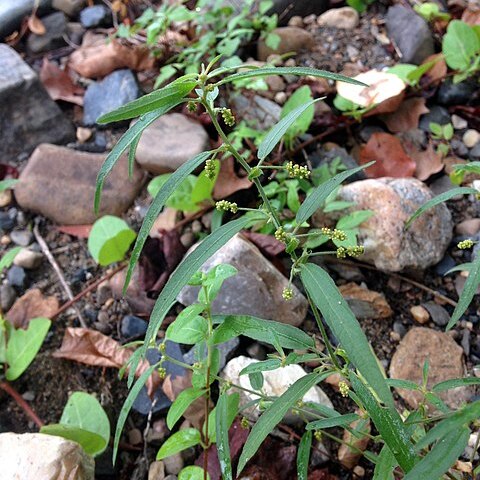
(403, 141), (444, 181)
(462, 6), (480, 25)
(56, 224), (92, 238)
(381, 97), (429, 133)
(6, 289), (59, 329)
(338, 413), (371, 469)
(53, 327), (160, 395)
(28, 14), (46, 35)
(40, 59), (84, 106)
(359, 133), (416, 178)
(422, 53), (447, 84)
(213, 158), (252, 200)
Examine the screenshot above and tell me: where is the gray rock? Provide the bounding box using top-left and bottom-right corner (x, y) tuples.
(0, 211), (15, 231)
(232, 94), (281, 130)
(320, 178), (453, 272)
(0, 433), (94, 480)
(163, 454), (184, 476)
(317, 7), (359, 29)
(134, 113), (210, 174)
(121, 315), (148, 338)
(52, 0), (85, 17)
(222, 356), (333, 423)
(10, 230), (33, 247)
(184, 337), (240, 370)
(469, 143), (480, 162)
(178, 234), (308, 326)
(7, 266), (26, 289)
(0, 0), (51, 38)
(79, 4), (110, 28)
(311, 146), (365, 182)
(0, 285), (17, 312)
(386, 5), (434, 65)
(451, 138), (469, 158)
(437, 78), (477, 106)
(422, 301), (450, 327)
(14, 144), (145, 224)
(0, 45), (75, 158)
(13, 249), (43, 270)
(419, 105), (451, 131)
(257, 26), (314, 61)
(27, 12), (67, 53)
(83, 69), (139, 125)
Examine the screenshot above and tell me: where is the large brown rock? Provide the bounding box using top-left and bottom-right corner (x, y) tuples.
(15, 144), (145, 224)
(338, 282), (392, 319)
(0, 432), (94, 479)
(389, 327), (471, 409)
(178, 234), (308, 326)
(316, 177), (453, 272)
(257, 27), (315, 61)
(134, 113), (210, 174)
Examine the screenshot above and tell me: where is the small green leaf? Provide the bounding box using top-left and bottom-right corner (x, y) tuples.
(373, 446), (396, 480)
(166, 307), (208, 345)
(40, 425), (106, 456)
(297, 430), (312, 480)
(238, 372), (325, 473)
(97, 78), (196, 123)
(442, 20), (480, 71)
(336, 210), (374, 230)
(240, 359), (282, 376)
(178, 466), (210, 480)
(88, 216), (136, 266)
(216, 392), (234, 480)
(306, 413), (360, 430)
(0, 179), (19, 192)
(258, 99), (318, 160)
(167, 387), (206, 430)
(6, 318), (51, 381)
(0, 246), (22, 273)
(249, 372), (264, 391)
(386, 379), (421, 391)
(280, 86), (314, 143)
(432, 377), (480, 392)
(207, 392), (238, 443)
(157, 428), (201, 460)
(295, 163), (372, 226)
(405, 187), (478, 229)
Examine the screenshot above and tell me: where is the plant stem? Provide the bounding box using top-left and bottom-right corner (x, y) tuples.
(0, 381), (44, 428)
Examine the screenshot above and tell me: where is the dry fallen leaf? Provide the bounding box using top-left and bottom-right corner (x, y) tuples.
(40, 59), (84, 106)
(338, 412), (371, 469)
(213, 157), (252, 200)
(28, 14), (46, 35)
(53, 328), (160, 395)
(57, 224), (92, 238)
(403, 140), (444, 181)
(241, 231), (285, 257)
(150, 208), (178, 238)
(359, 132), (416, 178)
(381, 97), (429, 133)
(6, 289), (59, 329)
(421, 53), (447, 84)
(462, 5), (480, 25)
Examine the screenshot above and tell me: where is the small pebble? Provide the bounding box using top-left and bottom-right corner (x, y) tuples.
(76, 126), (92, 143)
(0, 190), (12, 208)
(191, 220), (202, 234)
(452, 114), (468, 130)
(10, 230), (33, 247)
(463, 129), (480, 148)
(21, 391), (35, 402)
(7, 266), (26, 289)
(96, 280), (112, 305)
(1, 235), (11, 245)
(0, 284), (17, 311)
(121, 315), (148, 338)
(163, 453), (184, 475)
(274, 91), (287, 104)
(128, 428), (143, 445)
(410, 305), (430, 324)
(288, 15), (303, 27)
(353, 465), (365, 477)
(13, 249), (43, 270)
(180, 232), (195, 248)
(0, 212), (15, 231)
(148, 461), (165, 480)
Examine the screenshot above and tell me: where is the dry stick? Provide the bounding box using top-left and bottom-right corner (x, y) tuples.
(326, 257), (458, 308)
(0, 381), (44, 428)
(33, 224), (88, 327)
(52, 263), (126, 320)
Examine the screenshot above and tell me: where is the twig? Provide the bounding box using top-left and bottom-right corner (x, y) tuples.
(33, 223), (88, 327)
(0, 381), (44, 428)
(326, 257), (458, 307)
(52, 263), (126, 319)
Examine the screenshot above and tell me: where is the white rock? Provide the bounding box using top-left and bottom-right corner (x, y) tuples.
(463, 129), (480, 148)
(222, 356), (333, 424)
(451, 114), (467, 130)
(317, 7), (359, 29)
(13, 248), (43, 269)
(0, 432), (94, 480)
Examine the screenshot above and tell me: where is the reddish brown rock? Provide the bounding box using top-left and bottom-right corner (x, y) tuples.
(257, 27), (314, 61)
(389, 327), (471, 409)
(338, 282), (392, 319)
(15, 144), (145, 224)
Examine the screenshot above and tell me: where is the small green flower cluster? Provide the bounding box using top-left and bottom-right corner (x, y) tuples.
(339, 381), (350, 397)
(187, 101), (197, 112)
(204, 158), (217, 180)
(321, 227), (347, 242)
(336, 245), (365, 258)
(274, 226), (289, 243)
(282, 287), (294, 301)
(216, 200), (238, 213)
(458, 239), (474, 249)
(285, 161), (310, 179)
(221, 108), (235, 127)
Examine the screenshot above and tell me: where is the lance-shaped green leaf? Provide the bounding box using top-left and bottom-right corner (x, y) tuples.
(139, 215), (263, 365)
(306, 413), (360, 430)
(350, 374), (417, 472)
(404, 427), (469, 480)
(240, 359), (282, 376)
(373, 446), (396, 480)
(257, 99), (319, 160)
(0, 246), (22, 273)
(124, 151), (212, 290)
(405, 187), (477, 229)
(297, 431), (312, 480)
(300, 263), (393, 407)
(432, 376), (480, 392)
(447, 251), (480, 330)
(295, 163), (372, 226)
(238, 372), (326, 473)
(157, 428), (202, 460)
(167, 387), (206, 430)
(94, 107), (175, 212)
(97, 77), (196, 123)
(216, 392), (233, 480)
(217, 67), (368, 87)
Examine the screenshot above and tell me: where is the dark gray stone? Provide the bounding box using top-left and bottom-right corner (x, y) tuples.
(358, 124), (385, 143)
(0, 285), (17, 312)
(0, 0), (51, 38)
(435, 254), (456, 276)
(393, 321), (407, 339)
(386, 5), (434, 65)
(83, 69), (139, 125)
(423, 301), (450, 327)
(7, 266), (26, 289)
(231, 93), (281, 130)
(79, 4), (110, 28)
(437, 78), (477, 106)
(27, 11), (67, 53)
(10, 230), (33, 247)
(52, 0), (85, 17)
(451, 139), (469, 158)
(184, 337), (240, 370)
(419, 105), (451, 132)
(121, 315), (148, 339)
(0, 45), (75, 159)
(469, 143), (480, 162)
(0, 211), (15, 231)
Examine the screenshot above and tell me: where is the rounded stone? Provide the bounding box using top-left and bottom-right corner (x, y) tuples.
(257, 27), (314, 61)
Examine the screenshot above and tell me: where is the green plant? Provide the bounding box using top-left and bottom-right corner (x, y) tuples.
(429, 121), (453, 156)
(96, 62), (480, 479)
(414, 2), (451, 22)
(347, 0), (375, 14)
(0, 178), (18, 192)
(442, 20), (480, 83)
(41, 392), (110, 456)
(88, 215), (136, 266)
